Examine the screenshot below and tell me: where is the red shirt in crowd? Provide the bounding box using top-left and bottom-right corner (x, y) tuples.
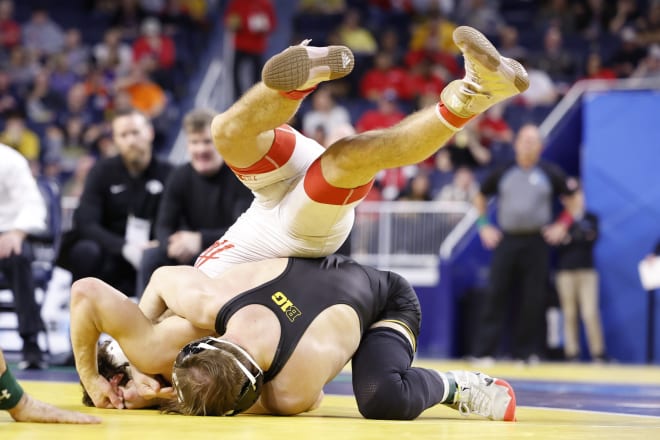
(224, 0), (276, 54)
(0, 18), (20, 49)
(356, 106), (405, 132)
(360, 66), (409, 100)
(133, 35), (176, 69)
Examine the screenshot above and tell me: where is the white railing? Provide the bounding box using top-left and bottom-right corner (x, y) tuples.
(351, 200), (474, 271)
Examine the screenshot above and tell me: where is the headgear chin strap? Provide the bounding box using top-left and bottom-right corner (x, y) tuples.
(174, 337), (264, 416)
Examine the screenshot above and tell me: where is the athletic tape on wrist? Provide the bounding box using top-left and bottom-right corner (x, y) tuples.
(0, 368), (24, 410)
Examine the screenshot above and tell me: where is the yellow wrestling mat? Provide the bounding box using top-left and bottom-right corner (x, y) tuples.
(3, 360), (660, 440)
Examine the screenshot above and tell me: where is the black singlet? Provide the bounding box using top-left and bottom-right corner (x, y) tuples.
(214, 255), (420, 382)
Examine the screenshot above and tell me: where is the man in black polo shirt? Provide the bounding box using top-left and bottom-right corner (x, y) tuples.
(472, 123), (574, 362)
(60, 109), (172, 297)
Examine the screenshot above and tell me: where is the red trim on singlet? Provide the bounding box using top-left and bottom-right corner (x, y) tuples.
(303, 158), (374, 205)
(228, 125), (296, 175)
(195, 239), (235, 268)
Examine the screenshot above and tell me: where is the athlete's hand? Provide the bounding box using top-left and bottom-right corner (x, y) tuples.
(83, 374), (125, 409)
(130, 367), (176, 401)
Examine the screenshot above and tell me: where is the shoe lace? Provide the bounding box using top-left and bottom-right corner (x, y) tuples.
(456, 384), (492, 418)
(299, 39), (312, 46)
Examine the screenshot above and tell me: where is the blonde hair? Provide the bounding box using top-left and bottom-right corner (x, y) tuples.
(182, 108), (215, 134)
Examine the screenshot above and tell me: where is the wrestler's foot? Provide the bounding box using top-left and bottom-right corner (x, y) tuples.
(262, 40), (355, 92)
(447, 370), (516, 421)
(440, 26), (529, 119)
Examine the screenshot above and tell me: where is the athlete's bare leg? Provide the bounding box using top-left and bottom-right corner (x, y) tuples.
(212, 41), (355, 168)
(320, 26), (529, 188)
(262, 27), (529, 188)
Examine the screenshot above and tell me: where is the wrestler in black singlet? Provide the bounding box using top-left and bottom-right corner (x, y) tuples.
(214, 254), (421, 382)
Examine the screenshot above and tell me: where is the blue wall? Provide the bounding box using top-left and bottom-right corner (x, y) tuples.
(582, 90), (660, 363)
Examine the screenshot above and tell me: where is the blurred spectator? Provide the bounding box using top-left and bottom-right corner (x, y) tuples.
(475, 104), (514, 149)
(93, 27), (134, 76)
(21, 8), (65, 58)
(471, 124), (575, 363)
(534, 25), (579, 87)
(554, 178), (607, 362)
(43, 120), (91, 175)
(6, 46), (40, 96)
(574, 0), (616, 41)
(497, 25), (528, 61)
(110, 0), (148, 40)
(405, 8), (461, 78)
(355, 91), (405, 132)
(48, 53), (79, 98)
(436, 165), (478, 203)
(301, 87), (351, 141)
(0, 143), (48, 370)
(518, 57), (559, 107)
(397, 171), (432, 201)
(81, 64), (114, 116)
(377, 26), (406, 65)
(0, 70), (21, 116)
(359, 51), (408, 101)
(373, 165), (418, 201)
(610, 27), (648, 78)
(62, 28), (90, 75)
(161, 0), (211, 29)
(57, 82), (103, 129)
(401, 55), (445, 102)
(446, 123), (492, 170)
(631, 43), (660, 79)
(25, 69), (64, 124)
(56, 109), (172, 297)
(408, 8), (459, 57)
(224, 0), (276, 100)
(609, 0), (641, 34)
(0, 0), (20, 52)
(114, 62), (167, 121)
(635, 0), (660, 46)
(0, 110), (39, 163)
(132, 17), (176, 89)
(580, 51), (617, 80)
(336, 8), (378, 56)
(137, 109), (253, 293)
(453, 0), (504, 40)
(428, 148), (454, 198)
(536, 0), (577, 33)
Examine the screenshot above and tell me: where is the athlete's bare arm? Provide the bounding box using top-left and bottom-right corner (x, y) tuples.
(139, 265), (222, 330)
(70, 277), (210, 408)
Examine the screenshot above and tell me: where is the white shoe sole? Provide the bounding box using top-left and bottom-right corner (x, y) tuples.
(453, 26), (529, 93)
(262, 45), (355, 91)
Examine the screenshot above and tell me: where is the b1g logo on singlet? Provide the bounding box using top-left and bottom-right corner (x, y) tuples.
(271, 291), (302, 323)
